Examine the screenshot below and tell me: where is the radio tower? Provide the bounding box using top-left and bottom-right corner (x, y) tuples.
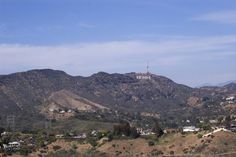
(146, 61), (149, 74)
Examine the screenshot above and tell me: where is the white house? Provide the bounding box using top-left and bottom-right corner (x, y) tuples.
(183, 126), (200, 132)
(1, 132), (10, 136)
(136, 128), (155, 136)
(209, 120), (218, 124)
(56, 134), (64, 138)
(91, 130), (98, 136)
(59, 110), (65, 114)
(49, 108), (54, 112)
(73, 133), (87, 139)
(226, 96), (235, 101)
(3, 141), (21, 150)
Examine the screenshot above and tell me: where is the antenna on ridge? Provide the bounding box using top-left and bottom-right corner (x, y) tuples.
(146, 61), (149, 74)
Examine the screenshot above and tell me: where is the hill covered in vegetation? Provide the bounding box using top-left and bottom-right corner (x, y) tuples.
(0, 69), (235, 130)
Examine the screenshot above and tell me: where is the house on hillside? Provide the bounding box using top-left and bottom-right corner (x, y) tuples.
(230, 121), (236, 132)
(56, 134), (64, 138)
(3, 141), (21, 150)
(209, 119), (218, 124)
(182, 126), (199, 132)
(73, 133), (87, 139)
(226, 96), (235, 104)
(230, 124), (236, 132)
(91, 130), (98, 136)
(49, 108), (54, 112)
(59, 110), (65, 114)
(136, 128), (155, 135)
(226, 96), (235, 101)
(1, 132), (10, 136)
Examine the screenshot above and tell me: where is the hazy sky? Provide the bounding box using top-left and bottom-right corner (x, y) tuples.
(0, 0), (236, 87)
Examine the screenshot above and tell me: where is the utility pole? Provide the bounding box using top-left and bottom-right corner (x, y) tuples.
(7, 115), (15, 132)
(45, 119), (52, 137)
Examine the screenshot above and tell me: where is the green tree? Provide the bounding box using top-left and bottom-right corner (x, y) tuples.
(19, 145), (32, 156)
(130, 127), (139, 139)
(202, 123), (212, 131)
(113, 122), (131, 136)
(107, 132), (113, 141)
(224, 115), (231, 129)
(152, 122), (164, 138)
(87, 138), (97, 147)
(218, 116), (224, 124)
(0, 127), (4, 135)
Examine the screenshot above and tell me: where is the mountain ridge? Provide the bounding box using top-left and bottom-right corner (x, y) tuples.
(0, 69), (235, 129)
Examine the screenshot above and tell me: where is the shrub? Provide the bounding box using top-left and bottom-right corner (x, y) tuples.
(40, 150), (47, 154)
(87, 138), (97, 147)
(52, 145), (61, 151)
(148, 141), (155, 146)
(183, 148), (188, 154)
(170, 151), (174, 155)
(0, 127), (5, 135)
(202, 123), (212, 131)
(107, 132), (113, 141)
(72, 144), (77, 150)
(151, 149), (164, 156)
(3, 149), (13, 156)
(197, 134), (203, 139)
(19, 146), (32, 156)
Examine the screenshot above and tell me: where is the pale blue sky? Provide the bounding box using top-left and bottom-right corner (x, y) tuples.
(0, 0), (236, 86)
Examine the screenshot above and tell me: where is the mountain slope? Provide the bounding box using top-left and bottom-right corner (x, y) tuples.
(0, 69), (235, 129)
(75, 72), (193, 112)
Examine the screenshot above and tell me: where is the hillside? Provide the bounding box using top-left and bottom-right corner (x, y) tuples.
(0, 69), (235, 129)
(95, 131), (236, 157)
(16, 131), (236, 157)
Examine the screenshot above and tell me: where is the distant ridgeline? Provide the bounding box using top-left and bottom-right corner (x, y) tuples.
(135, 72), (151, 80)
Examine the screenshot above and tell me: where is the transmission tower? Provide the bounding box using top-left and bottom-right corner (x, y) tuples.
(6, 115), (15, 132)
(45, 119), (52, 137)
